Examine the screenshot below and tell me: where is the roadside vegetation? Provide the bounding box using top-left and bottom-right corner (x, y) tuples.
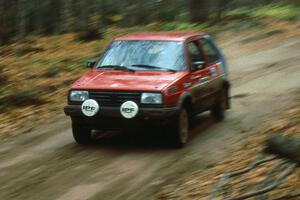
(226, 3), (300, 22)
(159, 91), (300, 199)
(0, 2), (299, 137)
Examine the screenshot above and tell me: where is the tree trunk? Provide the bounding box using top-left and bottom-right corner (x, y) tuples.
(33, 0), (44, 34)
(188, 0), (209, 22)
(18, 0), (27, 39)
(79, 0), (89, 33)
(120, 0), (132, 26)
(216, 0), (231, 19)
(61, 0), (73, 33)
(0, 0), (4, 45)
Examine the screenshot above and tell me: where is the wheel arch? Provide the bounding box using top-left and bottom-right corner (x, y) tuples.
(223, 79), (230, 90)
(177, 92), (193, 114)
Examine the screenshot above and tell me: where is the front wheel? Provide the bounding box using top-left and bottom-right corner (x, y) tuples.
(72, 122), (92, 144)
(169, 108), (190, 148)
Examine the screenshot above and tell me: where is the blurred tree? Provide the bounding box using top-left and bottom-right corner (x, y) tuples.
(61, 0), (73, 33)
(50, 0), (63, 34)
(79, 0), (89, 33)
(0, 0), (4, 45)
(0, 0), (298, 45)
(188, 0), (209, 22)
(34, 0), (45, 34)
(1, 0), (19, 44)
(216, 0), (231, 19)
(18, 0), (27, 38)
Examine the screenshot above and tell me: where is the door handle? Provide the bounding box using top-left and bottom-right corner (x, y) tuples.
(191, 75), (201, 80)
(199, 77), (209, 84)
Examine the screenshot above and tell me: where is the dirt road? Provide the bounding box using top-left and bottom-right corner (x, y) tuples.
(1, 33), (300, 200)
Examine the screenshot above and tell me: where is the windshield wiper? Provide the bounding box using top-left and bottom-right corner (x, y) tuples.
(97, 65), (135, 72)
(131, 64), (176, 72)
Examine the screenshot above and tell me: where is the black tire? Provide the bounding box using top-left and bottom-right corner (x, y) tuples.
(211, 88), (227, 122)
(72, 122), (92, 144)
(169, 108), (190, 148)
(225, 86), (231, 109)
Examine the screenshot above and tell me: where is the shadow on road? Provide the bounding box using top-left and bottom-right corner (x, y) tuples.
(71, 112), (216, 152)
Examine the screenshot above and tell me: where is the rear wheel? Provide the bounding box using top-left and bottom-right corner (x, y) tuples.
(211, 88), (227, 122)
(72, 122), (92, 144)
(170, 108), (190, 148)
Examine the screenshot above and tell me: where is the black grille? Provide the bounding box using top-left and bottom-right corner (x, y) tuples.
(89, 91), (141, 106)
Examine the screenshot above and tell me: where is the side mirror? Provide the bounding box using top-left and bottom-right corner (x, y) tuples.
(193, 61), (206, 69)
(87, 60), (96, 68)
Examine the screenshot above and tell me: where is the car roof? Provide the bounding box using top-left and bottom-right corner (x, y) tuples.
(114, 32), (205, 42)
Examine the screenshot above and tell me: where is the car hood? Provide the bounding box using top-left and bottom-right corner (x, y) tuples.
(71, 70), (188, 91)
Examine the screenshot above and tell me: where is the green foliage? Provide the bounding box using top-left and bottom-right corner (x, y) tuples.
(251, 4), (300, 21)
(159, 22), (207, 31)
(101, 26), (146, 40)
(92, 43), (102, 54)
(225, 4), (300, 22)
(101, 22), (208, 40)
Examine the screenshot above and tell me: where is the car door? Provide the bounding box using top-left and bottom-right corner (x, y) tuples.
(186, 40), (212, 114)
(199, 38), (223, 106)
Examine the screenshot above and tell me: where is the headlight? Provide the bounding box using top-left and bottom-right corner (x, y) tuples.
(141, 93), (162, 104)
(69, 90), (89, 101)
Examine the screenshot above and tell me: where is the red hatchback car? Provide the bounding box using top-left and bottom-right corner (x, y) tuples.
(64, 32), (231, 147)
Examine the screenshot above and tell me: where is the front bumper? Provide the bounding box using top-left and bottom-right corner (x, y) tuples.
(64, 105), (178, 119)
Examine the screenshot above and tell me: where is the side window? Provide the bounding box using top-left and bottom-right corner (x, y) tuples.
(187, 41), (205, 70)
(201, 39), (220, 63)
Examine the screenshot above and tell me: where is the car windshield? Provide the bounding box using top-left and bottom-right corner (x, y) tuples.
(96, 40), (186, 71)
